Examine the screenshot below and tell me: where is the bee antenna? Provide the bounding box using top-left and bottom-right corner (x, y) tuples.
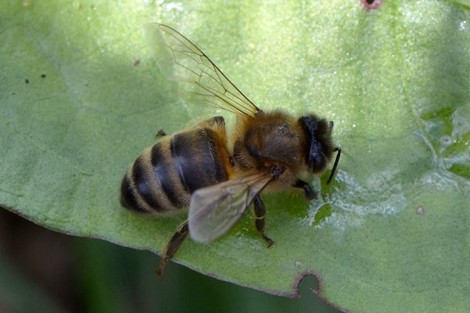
(326, 147), (341, 185)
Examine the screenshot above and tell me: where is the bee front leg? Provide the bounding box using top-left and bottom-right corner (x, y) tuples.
(156, 221), (189, 277)
(253, 195), (274, 247)
(293, 180), (317, 200)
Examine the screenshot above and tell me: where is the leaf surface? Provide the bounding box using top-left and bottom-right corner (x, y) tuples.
(1, 1), (469, 312)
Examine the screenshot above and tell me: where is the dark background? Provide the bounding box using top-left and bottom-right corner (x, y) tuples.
(0, 208), (342, 313)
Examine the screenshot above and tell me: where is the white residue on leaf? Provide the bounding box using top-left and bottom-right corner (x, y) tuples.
(307, 170), (407, 230)
(157, 0), (184, 12)
(459, 20), (467, 32)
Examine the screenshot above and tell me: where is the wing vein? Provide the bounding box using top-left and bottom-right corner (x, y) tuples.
(149, 23), (261, 118)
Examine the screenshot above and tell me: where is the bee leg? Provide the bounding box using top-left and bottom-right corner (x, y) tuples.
(156, 221), (189, 277)
(293, 180), (317, 200)
(156, 129), (167, 137)
(196, 116), (226, 130)
(211, 116), (226, 129)
(253, 195), (274, 247)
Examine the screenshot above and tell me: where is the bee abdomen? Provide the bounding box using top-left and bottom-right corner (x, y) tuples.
(120, 140), (187, 213)
(120, 127), (231, 214)
(170, 129), (229, 193)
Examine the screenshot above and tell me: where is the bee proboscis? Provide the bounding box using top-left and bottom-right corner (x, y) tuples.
(120, 24), (341, 276)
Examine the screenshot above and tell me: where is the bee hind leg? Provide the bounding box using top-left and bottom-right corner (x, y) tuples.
(156, 222), (189, 277)
(156, 129), (167, 137)
(195, 116), (226, 132)
(253, 195), (274, 247)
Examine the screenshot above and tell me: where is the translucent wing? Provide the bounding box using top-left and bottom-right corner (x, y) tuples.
(146, 23), (261, 117)
(188, 173), (273, 244)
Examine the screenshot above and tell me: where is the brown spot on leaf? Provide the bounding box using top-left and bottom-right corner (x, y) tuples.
(361, 0), (382, 10)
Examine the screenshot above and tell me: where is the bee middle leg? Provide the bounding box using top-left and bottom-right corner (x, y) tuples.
(253, 195), (274, 247)
(156, 221), (189, 277)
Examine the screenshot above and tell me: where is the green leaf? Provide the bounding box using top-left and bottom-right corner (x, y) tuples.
(1, 1), (469, 312)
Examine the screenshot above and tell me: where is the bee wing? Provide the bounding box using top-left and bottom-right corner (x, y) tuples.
(188, 173), (273, 244)
(146, 23), (261, 117)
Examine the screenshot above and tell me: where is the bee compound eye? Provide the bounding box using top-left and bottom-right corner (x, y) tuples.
(310, 153), (326, 173)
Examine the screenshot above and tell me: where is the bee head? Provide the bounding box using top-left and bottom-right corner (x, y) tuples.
(299, 115), (335, 174)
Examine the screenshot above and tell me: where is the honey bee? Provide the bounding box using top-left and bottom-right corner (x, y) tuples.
(120, 24), (341, 276)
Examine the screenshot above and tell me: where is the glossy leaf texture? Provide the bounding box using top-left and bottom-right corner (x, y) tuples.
(0, 1), (469, 312)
